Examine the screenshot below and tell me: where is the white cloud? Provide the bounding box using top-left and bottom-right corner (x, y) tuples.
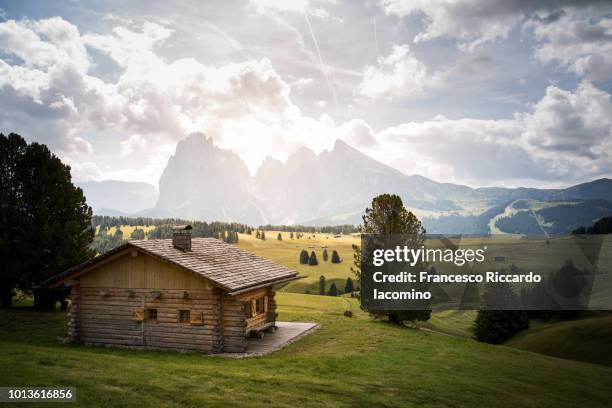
(0, 17), (89, 71)
(121, 134), (147, 157)
(381, 0), (612, 60)
(517, 81), (612, 175)
(381, 0), (527, 49)
(0, 17), (359, 179)
(369, 80), (612, 185)
(1, 14), (611, 187)
(249, 0), (309, 13)
(64, 159), (102, 182)
(531, 10), (612, 81)
(357, 44), (428, 99)
(339, 119), (376, 148)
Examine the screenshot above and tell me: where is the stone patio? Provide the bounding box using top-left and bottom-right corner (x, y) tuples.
(219, 322), (319, 357)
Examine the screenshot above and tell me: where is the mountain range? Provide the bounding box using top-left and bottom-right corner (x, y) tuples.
(79, 133), (612, 235)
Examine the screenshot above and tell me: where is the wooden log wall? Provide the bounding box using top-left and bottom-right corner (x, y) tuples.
(67, 283), (81, 342)
(77, 287), (221, 352)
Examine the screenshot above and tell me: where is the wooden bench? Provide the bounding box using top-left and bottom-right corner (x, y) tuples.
(247, 322), (277, 339)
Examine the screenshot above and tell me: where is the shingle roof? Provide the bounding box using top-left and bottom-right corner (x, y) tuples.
(46, 238), (299, 293)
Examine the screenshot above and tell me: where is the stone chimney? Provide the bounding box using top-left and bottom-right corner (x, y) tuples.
(172, 225), (192, 251)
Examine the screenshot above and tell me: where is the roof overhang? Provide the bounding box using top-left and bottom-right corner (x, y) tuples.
(227, 275), (303, 296)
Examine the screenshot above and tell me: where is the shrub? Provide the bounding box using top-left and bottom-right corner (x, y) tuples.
(474, 310), (529, 344)
(309, 251), (318, 266)
(299, 249), (309, 264)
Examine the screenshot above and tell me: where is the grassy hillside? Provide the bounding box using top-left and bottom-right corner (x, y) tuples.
(506, 314), (612, 367)
(1, 293), (612, 407)
(236, 231), (359, 294)
(421, 310), (477, 338)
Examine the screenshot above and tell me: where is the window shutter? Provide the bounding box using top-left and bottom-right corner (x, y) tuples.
(131, 308), (144, 321)
(264, 296), (268, 313)
(190, 312), (204, 325)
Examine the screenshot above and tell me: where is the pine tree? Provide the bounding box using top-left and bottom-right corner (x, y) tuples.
(322, 248), (329, 261)
(130, 227), (145, 240)
(328, 282), (338, 296)
(261, 230), (266, 240)
(0, 133), (94, 309)
(277, 232), (282, 241)
(474, 310), (529, 344)
(474, 281), (529, 343)
(331, 250), (341, 263)
(355, 194), (430, 325)
(290, 231), (294, 239)
(256, 230), (261, 239)
(309, 251), (318, 266)
(344, 277), (354, 294)
(319, 275), (326, 295)
(299, 250), (310, 264)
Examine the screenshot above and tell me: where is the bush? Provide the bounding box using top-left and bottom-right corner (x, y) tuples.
(331, 250), (342, 263)
(309, 251), (318, 266)
(344, 277), (354, 293)
(474, 310), (529, 344)
(299, 250), (309, 264)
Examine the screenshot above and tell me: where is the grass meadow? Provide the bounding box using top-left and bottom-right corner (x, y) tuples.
(1, 293), (612, 407)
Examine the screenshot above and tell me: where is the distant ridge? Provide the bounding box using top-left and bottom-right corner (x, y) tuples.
(87, 133), (612, 235)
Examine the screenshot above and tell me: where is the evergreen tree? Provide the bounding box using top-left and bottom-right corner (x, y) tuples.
(0, 133), (94, 309)
(355, 194), (430, 325)
(299, 250), (310, 264)
(474, 282), (529, 344)
(328, 282), (338, 296)
(277, 232), (282, 241)
(322, 248), (329, 261)
(261, 230), (266, 241)
(474, 310), (529, 344)
(256, 230), (261, 239)
(130, 227), (145, 240)
(344, 277), (354, 294)
(309, 251), (318, 266)
(331, 250), (342, 263)
(290, 231), (294, 239)
(319, 275), (326, 295)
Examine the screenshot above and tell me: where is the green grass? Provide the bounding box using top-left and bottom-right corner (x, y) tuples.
(506, 314), (612, 367)
(1, 293), (611, 407)
(237, 232), (358, 294)
(421, 310), (477, 338)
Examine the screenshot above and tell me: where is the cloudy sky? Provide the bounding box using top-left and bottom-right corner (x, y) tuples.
(1, 0), (611, 188)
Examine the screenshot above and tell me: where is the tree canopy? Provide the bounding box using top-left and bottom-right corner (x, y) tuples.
(353, 194), (430, 325)
(0, 133), (94, 309)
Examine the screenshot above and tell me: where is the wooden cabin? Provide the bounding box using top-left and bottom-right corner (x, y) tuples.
(47, 225), (299, 353)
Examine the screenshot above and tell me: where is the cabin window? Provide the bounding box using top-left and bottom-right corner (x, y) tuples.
(146, 308), (157, 321)
(247, 296), (268, 318)
(255, 297), (265, 314)
(179, 310), (190, 323)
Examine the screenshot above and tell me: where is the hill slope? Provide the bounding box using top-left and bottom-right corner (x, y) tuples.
(506, 314), (612, 367)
